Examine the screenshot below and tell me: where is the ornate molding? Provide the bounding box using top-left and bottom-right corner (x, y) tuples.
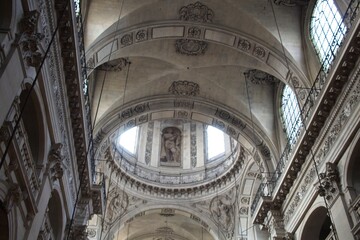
(175, 39), (207, 56)
(145, 121), (154, 165)
(317, 162), (340, 203)
(48, 143), (64, 181)
(168, 81), (200, 96)
(244, 69), (279, 85)
(179, 2), (214, 23)
(18, 10), (44, 67)
(98, 58), (129, 72)
(190, 123), (197, 168)
(274, 0), (309, 7)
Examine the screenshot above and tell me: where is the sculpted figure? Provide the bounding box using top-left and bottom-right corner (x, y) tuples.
(160, 127), (181, 164)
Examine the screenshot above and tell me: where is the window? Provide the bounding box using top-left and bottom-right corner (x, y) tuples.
(206, 126), (225, 160)
(281, 85), (301, 144)
(117, 126), (138, 154)
(310, 0), (346, 68)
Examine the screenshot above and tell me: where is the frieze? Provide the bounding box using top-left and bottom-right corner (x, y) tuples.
(121, 103), (150, 120)
(274, 0), (309, 7)
(169, 81), (200, 96)
(174, 100), (194, 108)
(179, 2), (214, 23)
(175, 39), (208, 56)
(215, 109), (246, 130)
(253, 46), (266, 59)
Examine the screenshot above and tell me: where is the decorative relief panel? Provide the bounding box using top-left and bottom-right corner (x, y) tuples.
(135, 29), (147, 42)
(169, 80), (200, 96)
(188, 27), (202, 38)
(105, 186), (128, 223)
(18, 10), (44, 67)
(210, 192), (235, 238)
(145, 121), (154, 165)
(190, 123), (197, 167)
(98, 58), (129, 72)
(175, 39), (208, 56)
(120, 33), (133, 47)
(179, 2), (214, 23)
(244, 69), (278, 85)
(160, 127), (182, 167)
(238, 38), (251, 52)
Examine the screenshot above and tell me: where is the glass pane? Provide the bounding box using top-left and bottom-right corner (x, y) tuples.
(281, 86), (301, 144)
(118, 127), (138, 154)
(207, 126), (225, 159)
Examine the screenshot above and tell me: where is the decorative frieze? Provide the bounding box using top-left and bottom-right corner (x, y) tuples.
(244, 69), (278, 85)
(98, 58), (129, 72)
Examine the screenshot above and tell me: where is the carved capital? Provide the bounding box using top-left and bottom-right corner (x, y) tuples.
(0, 125), (10, 142)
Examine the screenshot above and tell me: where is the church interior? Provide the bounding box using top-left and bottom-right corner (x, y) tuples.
(0, 0), (360, 239)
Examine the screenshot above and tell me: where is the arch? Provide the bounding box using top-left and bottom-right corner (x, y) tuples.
(19, 83), (47, 172)
(85, 21), (310, 89)
(0, 201), (9, 240)
(47, 190), (64, 240)
(300, 206), (332, 240)
(104, 205), (220, 240)
(344, 129), (360, 198)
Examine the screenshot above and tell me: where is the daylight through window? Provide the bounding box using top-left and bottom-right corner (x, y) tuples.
(281, 85), (301, 144)
(310, 0), (346, 68)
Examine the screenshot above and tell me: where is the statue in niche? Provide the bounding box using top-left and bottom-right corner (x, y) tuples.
(160, 127), (181, 166)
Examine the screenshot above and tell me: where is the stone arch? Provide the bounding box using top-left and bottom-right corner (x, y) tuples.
(0, 180), (18, 240)
(300, 206), (332, 240)
(85, 21), (310, 89)
(104, 204), (221, 240)
(19, 82), (47, 172)
(47, 190), (65, 240)
(344, 130), (360, 199)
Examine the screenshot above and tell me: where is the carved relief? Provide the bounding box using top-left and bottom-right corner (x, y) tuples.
(160, 127), (181, 167)
(121, 103), (149, 120)
(105, 186), (128, 223)
(169, 81), (200, 96)
(48, 143), (64, 181)
(244, 69), (278, 85)
(135, 29), (147, 42)
(120, 33), (133, 46)
(210, 194), (235, 236)
(99, 58), (129, 72)
(179, 2), (214, 23)
(175, 39), (208, 56)
(215, 109), (246, 129)
(274, 0), (309, 7)
(18, 10), (44, 67)
(253, 46), (266, 59)
(238, 38), (251, 52)
(317, 162), (340, 203)
(188, 27), (202, 38)
(4, 184), (23, 212)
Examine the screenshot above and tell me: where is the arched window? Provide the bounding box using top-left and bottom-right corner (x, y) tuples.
(310, 0), (346, 69)
(281, 85), (301, 144)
